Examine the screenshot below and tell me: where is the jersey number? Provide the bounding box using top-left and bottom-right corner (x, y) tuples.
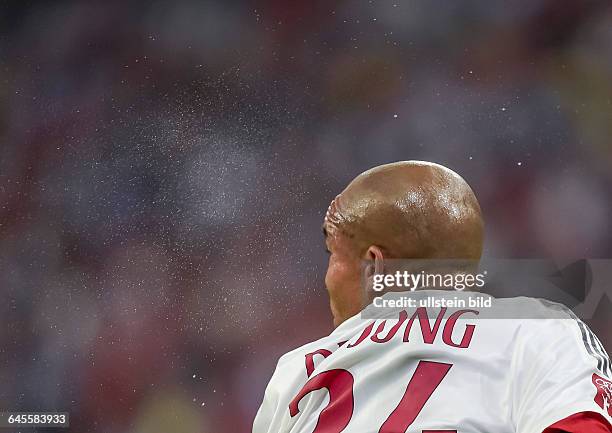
(289, 359), (455, 433)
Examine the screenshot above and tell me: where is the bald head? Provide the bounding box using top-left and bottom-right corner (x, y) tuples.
(324, 161), (484, 260)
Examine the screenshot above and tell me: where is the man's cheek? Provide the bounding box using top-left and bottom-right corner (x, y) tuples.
(324, 262), (334, 292)
(325, 265), (346, 308)
(327, 260), (349, 289)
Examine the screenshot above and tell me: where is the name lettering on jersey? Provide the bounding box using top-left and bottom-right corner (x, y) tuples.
(305, 349), (332, 377)
(303, 308), (478, 376)
(349, 307), (479, 349)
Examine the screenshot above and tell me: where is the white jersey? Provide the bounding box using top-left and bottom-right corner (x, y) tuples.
(253, 290), (612, 433)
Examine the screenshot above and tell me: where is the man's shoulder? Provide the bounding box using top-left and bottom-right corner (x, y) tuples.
(494, 295), (574, 316)
(273, 295), (585, 370)
(276, 339), (327, 368)
(486, 295), (582, 342)
(275, 313), (366, 368)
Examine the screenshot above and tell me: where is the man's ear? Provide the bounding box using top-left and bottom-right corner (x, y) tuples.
(364, 245), (385, 277)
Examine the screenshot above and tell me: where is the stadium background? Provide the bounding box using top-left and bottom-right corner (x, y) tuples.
(1, 0), (611, 431)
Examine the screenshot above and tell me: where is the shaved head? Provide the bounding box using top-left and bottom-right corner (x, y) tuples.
(324, 161), (483, 260)
(323, 161), (484, 326)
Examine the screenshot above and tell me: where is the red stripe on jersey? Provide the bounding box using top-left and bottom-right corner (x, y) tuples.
(542, 411), (612, 433)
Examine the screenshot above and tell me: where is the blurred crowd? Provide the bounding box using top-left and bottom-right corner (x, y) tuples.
(1, 0), (611, 431)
